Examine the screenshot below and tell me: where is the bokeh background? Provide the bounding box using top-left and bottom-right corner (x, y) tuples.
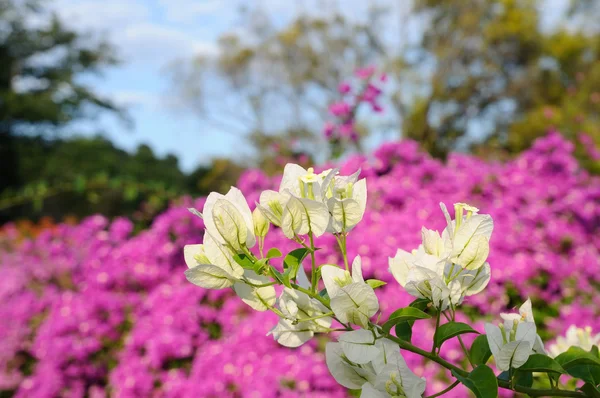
(1, 0), (599, 397)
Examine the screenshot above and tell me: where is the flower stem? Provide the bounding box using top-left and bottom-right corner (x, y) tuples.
(335, 233), (350, 271)
(424, 380), (460, 398)
(308, 231), (318, 293)
(375, 326), (586, 398)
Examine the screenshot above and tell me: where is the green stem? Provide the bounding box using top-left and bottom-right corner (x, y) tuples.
(375, 326), (586, 398)
(290, 283), (330, 310)
(424, 380), (460, 398)
(432, 310), (441, 353)
(295, 312), (334, 323)
(308, 231), (318, 293)
(442, 310), (474, 368)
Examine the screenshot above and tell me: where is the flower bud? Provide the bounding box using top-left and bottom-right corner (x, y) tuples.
(252, 207), (270, 238)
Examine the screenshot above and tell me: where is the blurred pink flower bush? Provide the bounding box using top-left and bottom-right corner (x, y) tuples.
(0, 132), (598, 397)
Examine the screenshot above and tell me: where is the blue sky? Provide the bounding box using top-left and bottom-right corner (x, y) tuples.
(49, 0), (569, 172)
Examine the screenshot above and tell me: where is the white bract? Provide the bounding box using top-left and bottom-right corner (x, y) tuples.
(440, 202), (493, 270)
(202, 187), (256, 251)
(326, 333), (426, 398)
(268, 268), (332, 347)
(322, 256), (379, 328)
(184, 232), (276, 312)
(389, 202), (493, 310)
(258, 164), (333, 238)
(548, 325), (600, 358)
(324, 169), (368, 233)
(485, 300), (545, 371)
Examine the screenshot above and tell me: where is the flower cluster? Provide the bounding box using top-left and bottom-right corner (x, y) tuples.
(324, 66), (386, 147)
(0, 132), (599, 397)
(389, 203), (492, 311)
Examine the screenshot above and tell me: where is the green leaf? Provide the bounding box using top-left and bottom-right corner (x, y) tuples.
(470, 335), (492, 366)
(283, 248), (310, 281)
(453, 365), (498, 398)
(395, 321), (413, 342)
(233, 254), (255, 270)
(556, 346), (600, 386)
(366, 279), (387, 289)
(253, 258), (269, 276)
(517, 354), (566, 374)
(382, 307), (430, 334)
(408, 298), (430, 311)
(266, 248), (282, 259)
(513, 370), (533, 388)
(434, 322), (479, 349)
(580, 383), (600, 398)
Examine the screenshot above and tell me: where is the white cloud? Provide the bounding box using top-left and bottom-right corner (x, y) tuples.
(111, 90), (159, 108)
(52, 0), (150, 32)
(157, 0), (223, 23)
(121, 23), (217, 62)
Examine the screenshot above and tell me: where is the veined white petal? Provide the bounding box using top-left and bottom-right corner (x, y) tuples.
(330, 283), (379, 328)
(185, 264), (235, 289)
(212, 199), (248, 251)
(321, 265), (348, 298)
(439, 202), (454, 237)
(351, 255), (364, 284)
(325, 343), (374, 389)
(183, 244), (209, 269)
(328, 197), (363, 232)
(352, 178), (367, 217)
(203, 191), (226, 243)
(203, 230), (243, 279)
(360, 383), (387, 398)
(388, 249), (414, 287)
(280, 163), (307, 196)
(268, 318), (313, 348)
(374, 358), (427, 398)
(371, 338), (401, 374)
(338, 329), (379, 364)
(233, 271), (276, 311)
(258, 190), (288, 226)
(484, 323), (504, 360)
(224, 187), (255, 248)
(496, 340), (532, 371)
(451, 234), (489, 270)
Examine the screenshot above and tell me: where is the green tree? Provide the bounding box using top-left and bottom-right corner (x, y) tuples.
(401, 0), (600, 164)
(0, 0), (122, 192)
(167, 6), (388, 166)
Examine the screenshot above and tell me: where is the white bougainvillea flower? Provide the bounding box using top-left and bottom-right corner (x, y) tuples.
(279, 164), (338, 201)
(338, 329), (380, 364)
(184, 232), (244, 289)
(326, 170), (367, 233)
(440, 202), (493, 270)
(232, 270), (277, 312)
(268, 265), (331, 347)
(326, 334), (426, 398)
(499, 299), (546, 355)
(485, 320), (538, 371)
(485, 300), (544, 372)
(280, 195), (330, 238)
(373, 359), (427, 398)
(257, 190), (290, 226)
(202, 187), (255, 251)
(323, 256), (379, 328)
(325, 342), (376, 389)
(185, 234), (274, 312)
(548, 325), (600, 358)
(389, 247), (454, 309)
